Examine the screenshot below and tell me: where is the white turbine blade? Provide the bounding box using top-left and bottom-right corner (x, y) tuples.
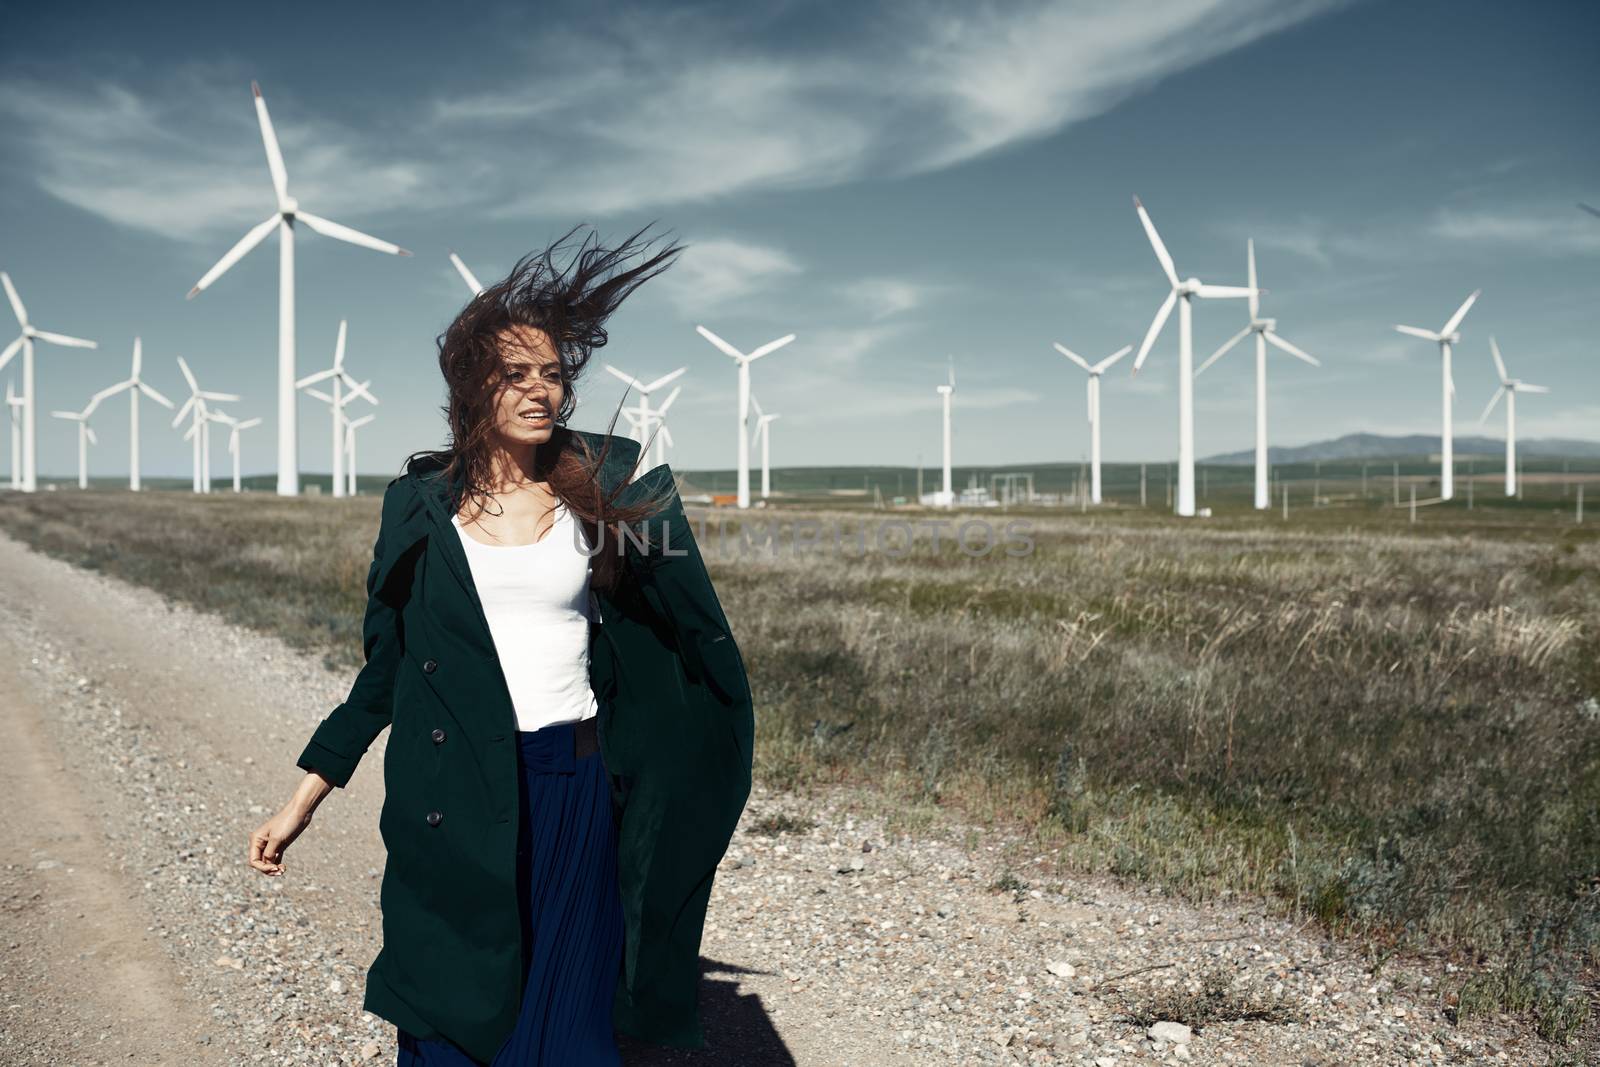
(1515, 383), (1550, 394)
(0, 336), (23, 373)
(1394, 324), (1441, 341)
(661, 424), (675, 448)
(449, 252), (485, 294)
(200, 390), (242, 402)
(295, 211), (411, 256)
(131, 336), (142, 376)
(31, 330), (97, 349)
(85, 427), (97, 446)
(334, 319), (347, 368)
(695, 324), (745, 361)
(1479, 387), (1505, 425)
(172, 395), (194, 427)
(1052, 342), (1092, 372)
(1196, 326), (1251, 376)
(50, 409), (80, 420)
(295, 367), (337, 389)
(1264, 331), (1320, 367)
(176, 356), (198, 393)
(345, 414), (373, 430)
(749, 392), (763, 419)
(183, 419), (199, 442)
(303, 386), (334, 404)
(746, 333), (796, 362)
(1247, 238), (1259, 319)
(1, 272), (27, 326)
(641, 366), (687, 393)
(619, 408), (644, 431)
(1132, 196), (1179, 288)
(604, 366), (645, 392)
(1195, 284), (1257, 300)
(1132, 290), (1177, 374)
(656, 385), (681, 415)
(138, 381), (176, 408)
(89, 380), (132, 406)
(187, 215), (279, 298)
(1489, 335), (1508, 382)
(1092, 344), (1133, 375)
(252, 82), (290, 209)
(340, 375), (379, 405)
(1440, 289), (1481, 336)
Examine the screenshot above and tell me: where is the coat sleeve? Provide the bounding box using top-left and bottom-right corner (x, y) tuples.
(295, 478), (408, 787)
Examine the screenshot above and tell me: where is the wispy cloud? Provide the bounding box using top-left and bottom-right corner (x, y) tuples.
(836, 277), (931, 320)
(656, 237), (803, 313)
(1428, 207), (1600, 255)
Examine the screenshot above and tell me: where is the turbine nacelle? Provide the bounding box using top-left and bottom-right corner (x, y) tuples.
(282, 196), (300, 217)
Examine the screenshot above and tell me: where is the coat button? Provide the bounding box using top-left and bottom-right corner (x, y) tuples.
(422, 658), (438, 674)
(431, 728), (446, 744)
(425, 811), (443, 827)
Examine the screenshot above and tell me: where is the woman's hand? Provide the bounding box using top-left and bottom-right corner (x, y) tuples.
(248, 770), (335, 876)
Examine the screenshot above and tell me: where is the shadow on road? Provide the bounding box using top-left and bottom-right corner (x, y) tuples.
(619, 955), (795, 1065)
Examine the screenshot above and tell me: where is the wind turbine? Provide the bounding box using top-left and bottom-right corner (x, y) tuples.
(49, 398), (100, 489)
(1053, 342), (1131, 505)
(210, 411), (264, 493)
(343, 412), (375, 495)
(1129, 197), (1258, 517)
(0, 271), (98, 492)
(171, 357), (240, 494)
(1480, 336), (1548, 498)
(294, 320), (377, 498)
(604, 363), (686, 459)
(695, 325), (795, 509)
(935, 360), (954, 508)
(1395, 289), (1479, 501)
(87, 338), (176, 491)
(449, 251), (485, 296)
(1194, 240), (1320, 510)
(301, 377), (374, 496)
(185, 82), (410, 498)
(6, 382), (23, 489)
(750, 393), (781, 501)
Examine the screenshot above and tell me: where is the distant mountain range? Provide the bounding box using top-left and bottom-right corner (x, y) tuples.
(1203, 432), (1600, 464)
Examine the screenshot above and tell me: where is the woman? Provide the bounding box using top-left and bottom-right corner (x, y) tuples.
(247, 224), (755, 1065)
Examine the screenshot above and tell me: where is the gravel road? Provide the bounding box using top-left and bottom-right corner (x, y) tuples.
(0, 527), (1565, 1065)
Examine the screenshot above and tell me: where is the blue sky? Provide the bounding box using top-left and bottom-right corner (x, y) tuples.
(2, 0), (1596, 478)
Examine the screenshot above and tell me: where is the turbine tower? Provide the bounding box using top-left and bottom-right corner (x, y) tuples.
(695, 325), (795, 509)
(49, 398), (100, 489)
(1129, 197), (1258, 517)
(171, 357), (240, 494)
(6, 381), (22, 489)
(185, 82), (410, 498)
(449, 251), (486, 295)
(750, 392), (780, 500)
(294, 320), (377, 498)
(0, 272), (98, 492)
(87, 338), (176, 491)
(343, 412), (375, 495)
(301, 377), (376, 497)
(1395, 289), (1479, 501)
(935, 360), (954, 509)
(1480, 336), (1548, 498)
(1053, 342), (1131, 505)
(211, 412), (264, 493)
(1194, 240), (1320, 510)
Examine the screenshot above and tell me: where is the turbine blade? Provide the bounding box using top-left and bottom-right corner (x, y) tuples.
(1196, 326), (1251, 376)
(1394, 325), (1441, 341)
(695, 324), (747, 361)
(661, 424), (675, 448)
(139, 382), (175, 408)
(89, 381), (130, 406)
(341, 375), (379, 405)
(1489, 335), (1508, 382)
(1132, 290), (1177, 374)
(86, 427), (97, 445)
(295, 211), (410, 256)
(252, 81), (290, 208)
(188, 215), (278, 297)
(604, 365), (644, 391)
(1264, 331), (1320, 367)
(131, 336), (142, 376)
(641, 366), (687, 393)
(746, 333), (796, 362)
(1479, 387), (1505, 425)
(172, 396), (193, 426)
(31, 330), (97, 349)
(200, 390), (242, 402)
(656, 385), (681, 415)
(1516, 383), (1550, 394)
(1195, 284), (1256, 299)
(1247, 238), (1259, 319)
(0, 336), (23, 372)
(1, 272), (27, 326)
(1133, 196), (1180, 288)
(303, 387), (334, 404)
(50, 410), (78, 420)
(334, 319), (347, 367)
(749, 392), (763, 419)
(176, 356), (198, 392)
(449, 251), (485, 294)
(1441, 288), (1481, 336)
(1052, 342), (1092, 372)
(1091, 344), (1133, 374)
(294, 367), (336, 389)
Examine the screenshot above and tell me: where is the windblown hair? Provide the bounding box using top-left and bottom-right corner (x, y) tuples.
(401, 222), (686, 592)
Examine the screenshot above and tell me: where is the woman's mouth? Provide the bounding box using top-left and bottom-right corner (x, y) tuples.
(519, 408), (551, 423)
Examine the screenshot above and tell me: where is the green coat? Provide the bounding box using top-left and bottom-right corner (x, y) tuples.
(294, 429), (753, 1062)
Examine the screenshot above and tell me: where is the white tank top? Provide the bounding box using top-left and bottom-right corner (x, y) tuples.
(450, 502), (600, 732)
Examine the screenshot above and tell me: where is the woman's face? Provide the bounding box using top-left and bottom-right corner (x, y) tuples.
(490, 324), (565, 448)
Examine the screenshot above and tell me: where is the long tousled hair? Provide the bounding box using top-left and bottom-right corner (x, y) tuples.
(401, 222), (686, 592)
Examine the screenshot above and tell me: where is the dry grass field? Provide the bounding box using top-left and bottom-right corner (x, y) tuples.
(3, 474), (1596, 1045)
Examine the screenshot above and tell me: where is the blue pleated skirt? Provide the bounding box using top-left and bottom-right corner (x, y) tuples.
(396, 718), (624, 1066)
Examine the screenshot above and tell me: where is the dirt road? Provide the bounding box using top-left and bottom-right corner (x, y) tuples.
(0, 527), (1558, 1065)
